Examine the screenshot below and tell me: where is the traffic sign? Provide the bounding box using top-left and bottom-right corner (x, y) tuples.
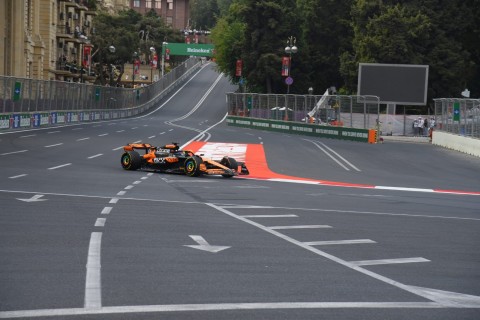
(285, 76), (293, 85)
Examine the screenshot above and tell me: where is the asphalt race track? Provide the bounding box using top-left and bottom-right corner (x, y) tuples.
(1, 63), (479, 320)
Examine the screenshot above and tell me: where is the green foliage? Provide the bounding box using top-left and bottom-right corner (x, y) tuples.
(91, 9), (184, 85)
(190, 0), (221, 29)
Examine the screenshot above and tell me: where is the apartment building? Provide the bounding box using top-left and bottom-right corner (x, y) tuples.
(130, 0), (190, 31)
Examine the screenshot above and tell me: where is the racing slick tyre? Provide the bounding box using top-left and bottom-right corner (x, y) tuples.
(220, 157), (238, 178)
(121, 151), (142, 170)
(184, 156), (203, 177)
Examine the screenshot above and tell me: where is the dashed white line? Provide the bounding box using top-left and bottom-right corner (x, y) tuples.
(77, 137), (90, 141)
(101, 207), (112, 214)
(112, 146), (124, 151)
(159, 132), (165, 135)
(94, 218), (106, 227)
(45, 143), (63, 148)
(117, 191), (126, 196)
(269, 225), (332, 230)
(48, 163), (72, 170)
(1, 150), (28, 156)
(241, 214), (298, 218)
(19, 134), (36, 138)
(84, 232), (102, 309)
(131, 127), (138, 130)
(47, 131), (61, 134)
(349, 257), (430, 266)
(133, 181), (142, 185)
(98, 133), (108, 137)
(116, 130), (125, 133)
(148, 136), (156, 139)
(304, 239), (376, 246)
(87, 154), (103, 159)
(124, 185), (134, 190)
(109, 198), (119, 204)
(9, 174), (28, 179)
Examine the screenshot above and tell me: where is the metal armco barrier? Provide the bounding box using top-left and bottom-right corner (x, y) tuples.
(0, 57), (201, 130)
(226, 116), (378, 143)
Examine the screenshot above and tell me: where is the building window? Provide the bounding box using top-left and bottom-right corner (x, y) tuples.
(154, 0), (161, 9)
(146, 0), (151, 8)
(166, 16), (173, 25)
(133, 0), (140, 8)
(167, 0), (173, 10)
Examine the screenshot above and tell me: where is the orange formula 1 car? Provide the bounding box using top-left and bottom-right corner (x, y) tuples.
(120, 142), (249, 178)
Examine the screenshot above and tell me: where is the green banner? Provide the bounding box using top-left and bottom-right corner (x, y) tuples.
(453, 102), (460, 121)
(13, 82), (22, 101)
(163, 43), (214, 57)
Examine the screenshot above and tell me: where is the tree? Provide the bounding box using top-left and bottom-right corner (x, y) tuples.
(190, 0), (221, 30)
(91, 10), (183, 86)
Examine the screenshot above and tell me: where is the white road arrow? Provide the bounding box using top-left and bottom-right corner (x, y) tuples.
(17, 194), (47, 202)
(407, 285), (480, 308)
(184, 235), (230, 253)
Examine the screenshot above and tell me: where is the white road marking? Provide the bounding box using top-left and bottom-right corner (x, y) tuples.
(116, 130), (125, 133)
(133, 181), (141, 185)
(112, 146), (123, 151)
(316, 141), (361, 172)
(184, 235), (230, 253)
(133, 140), (142, 143)
(94, 218), (106, 227)
(159, 132), (165, 135)
(19, 134), (36, 138)
(109, 198), (119, 204)
(98, 133), (108, 137)
(148, 135), (156, 139)
(375, 186), (434, 193)
(47, 130), (61, 134)
(77, 137), (90, 141)
(16, 194), (47, 202)
(304, 239), (376, 246)
(147, 173), (153, 176)
(141, 177), (148, 180)
(241, 214), (298, 218)
(269, 225), (332, 230)
(88, 154), (103, 159)
(131, 127), (138, 130)
(45, 143), (63, 148)
(349, 257), (430, 266)
(168, 129), (173, 131)
(101, 207), (112, 214)
(124, 185), (134, 190)
(48, 163), (72, 170)
(117, 191), (126, 196)
(84, 232), (102, 309)
(206, 203), (480, 308)
(1, 150), (28, 156)
(306, 140), (352, 171)
(0, 302), (444, 318)
(9, 174), (27, 179)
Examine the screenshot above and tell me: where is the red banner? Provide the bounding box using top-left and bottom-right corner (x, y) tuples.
(281, 57), (290, 77)
(83, 46), (92, 68)
(235, 59), (242, 77)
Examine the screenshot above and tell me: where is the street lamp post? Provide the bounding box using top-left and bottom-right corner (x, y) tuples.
(132, 51), (138, 88)
(284, 36), (298, 94)
(161, 41), (168, 78)
(150, 46), (156, 83)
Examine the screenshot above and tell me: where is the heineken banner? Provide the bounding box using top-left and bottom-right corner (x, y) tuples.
(162, 43), (215, 57)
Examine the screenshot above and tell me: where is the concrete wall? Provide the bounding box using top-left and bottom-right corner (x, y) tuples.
(432, 131), (480, 158)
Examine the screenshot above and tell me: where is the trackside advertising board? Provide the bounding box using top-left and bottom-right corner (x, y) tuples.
(162, 43), (214, 57)
(226, 116), (372, 142)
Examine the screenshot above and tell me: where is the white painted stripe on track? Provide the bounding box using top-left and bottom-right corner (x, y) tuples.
(1, 150), (28, 156)
(117, 191), (126, 196)
(8, 174), (27, 179)
(44, 143), (63, 148)
(77, 137), (90, 141)
(304, 239), (376, 246)
(84, 232), (102, 309)
(109, 198), (119, 204)
(349, 257), (430, 266)
(241, 214), (298, 218)
(94, 218), (106, 227)
(101, 207), (112, 214)
(48, 163), (72, 170)
(269, 225), (332, 230)
(0, 302), (443, 318)
(87, 154), (103, 159)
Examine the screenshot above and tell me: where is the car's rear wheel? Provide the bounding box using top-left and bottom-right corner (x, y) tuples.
(121, 151), (142, 170)
(184, 156), (203, 177)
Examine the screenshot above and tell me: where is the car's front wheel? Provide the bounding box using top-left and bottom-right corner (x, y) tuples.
(184, 156), (203, 177)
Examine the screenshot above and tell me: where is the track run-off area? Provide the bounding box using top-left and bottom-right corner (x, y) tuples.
(1, 63), (479, 320)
